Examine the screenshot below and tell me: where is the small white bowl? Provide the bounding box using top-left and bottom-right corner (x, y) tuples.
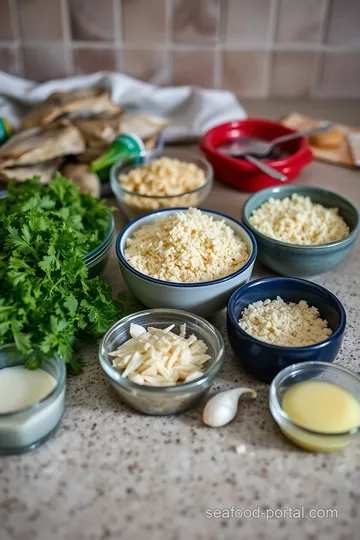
(115, 208), (257, 317)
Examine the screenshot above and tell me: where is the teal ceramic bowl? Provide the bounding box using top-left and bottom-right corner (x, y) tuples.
(242, 185), (360, 277)
(83, 213), (114, 277)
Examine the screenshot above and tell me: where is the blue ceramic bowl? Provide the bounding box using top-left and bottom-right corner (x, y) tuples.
(83, 213), (114, 277)
(227, 277), (346, 383)
(116, 208), (257, 317)
(242, 185), (360, 277)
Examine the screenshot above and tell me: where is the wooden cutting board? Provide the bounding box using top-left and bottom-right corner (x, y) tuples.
(282, 112), (359, 168)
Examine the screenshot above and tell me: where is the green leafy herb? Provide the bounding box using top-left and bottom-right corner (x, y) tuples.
(0, 173), (111, 253)
(0, 175), (123, 372)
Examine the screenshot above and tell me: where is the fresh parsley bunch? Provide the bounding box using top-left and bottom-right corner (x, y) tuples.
(0, 175), (121, 372)
(0, 173), (111, 253)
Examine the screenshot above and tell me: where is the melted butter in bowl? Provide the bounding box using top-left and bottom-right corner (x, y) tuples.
(270, 361), (360, 452)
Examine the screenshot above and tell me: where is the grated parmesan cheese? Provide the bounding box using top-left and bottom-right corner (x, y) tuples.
(249, 194), (349, 245)
(238, 296), (332, 347)
(109, 323), (211, 386)
(124, 208), (249, 283)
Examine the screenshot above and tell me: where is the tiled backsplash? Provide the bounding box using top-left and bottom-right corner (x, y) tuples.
(0, 0), (359, 98)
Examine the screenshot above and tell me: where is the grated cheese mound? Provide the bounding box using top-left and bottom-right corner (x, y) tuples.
(124, 208), (249, 283)
(109, 323), (211, 386)
(249, 194), (350, 245)
(238, 296), (332, 347)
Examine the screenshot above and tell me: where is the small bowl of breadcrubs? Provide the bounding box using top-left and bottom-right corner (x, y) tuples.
(242, 185), (359, 277)
(110, 149), (213, 220)
(227, 277), (346, 383)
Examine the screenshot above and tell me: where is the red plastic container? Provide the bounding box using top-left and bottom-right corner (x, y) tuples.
(199, 118), (313, 192)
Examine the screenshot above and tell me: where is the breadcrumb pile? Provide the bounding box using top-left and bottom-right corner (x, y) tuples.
(249, 194), (349, 245)
(119, 157), (206, 212)
(124, 208), (249, 283)
(119, 157), (206, 196)
(238, 296), (332, 347)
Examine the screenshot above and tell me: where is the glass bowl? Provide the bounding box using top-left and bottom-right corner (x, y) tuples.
(270, 361), (360, 452)
(83, 213), (114, 277)
(98, 309), (225, 415)
(0, 344), (66, 455)
(110, 149), (213, 220)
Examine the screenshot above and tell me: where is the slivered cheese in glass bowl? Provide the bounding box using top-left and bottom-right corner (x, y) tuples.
(109, 322), (211, 386)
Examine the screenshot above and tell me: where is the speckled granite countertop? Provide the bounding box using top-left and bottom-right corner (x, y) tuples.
(1, 100), (360, 540)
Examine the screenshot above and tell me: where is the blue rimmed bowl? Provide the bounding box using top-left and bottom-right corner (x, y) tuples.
(227, 277), (347, 383)
(242, 185), (360, 277)
(83, 213), (114, 277)
(116, 208), (257, 317)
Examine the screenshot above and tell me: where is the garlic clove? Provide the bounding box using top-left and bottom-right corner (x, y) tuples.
(203, 387), (257, 428)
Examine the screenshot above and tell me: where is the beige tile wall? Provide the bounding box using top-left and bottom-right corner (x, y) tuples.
(0, 0), (359, 98)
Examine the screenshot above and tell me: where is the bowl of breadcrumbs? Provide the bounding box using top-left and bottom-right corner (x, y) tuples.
(110, 149), (213, 220)
(243, 185), (359, 277)
(227, 277), (347, 383)
(116, 207), (257, 317)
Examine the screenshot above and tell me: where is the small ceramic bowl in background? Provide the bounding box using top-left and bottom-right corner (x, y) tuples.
(0, 345), (66, 455)
(270, 362), (360, 452)
(116, 208), (257, 317)
(242, 185), (360, 277)
(110, 149), (213, 220)
(99, 309), (225, 415)
(200, 119), (313, 192)
(83, 213), (114, 277)
(227, 277), (346, 383)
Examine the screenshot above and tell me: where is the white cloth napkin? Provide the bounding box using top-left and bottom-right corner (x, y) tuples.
(0, 71), (246, 142)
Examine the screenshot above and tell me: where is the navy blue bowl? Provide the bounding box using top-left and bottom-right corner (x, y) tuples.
(227, 277), (346, 383)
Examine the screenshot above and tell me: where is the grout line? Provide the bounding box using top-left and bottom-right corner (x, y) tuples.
(9, 0), (23, 76)
(311, 0), (331, 97)
(265, 0), (280, 98)
(1, 39), (359, 53)
(319, 0), (332, 45)
(214, 0), (226, 89)
(165, 0), (173, 85)
(113, 0), (122, 72)
(268, 0), (279, 44)
(61, 0), (73, 75)
(70, 41), (119, 50)
(214, 44), (222, 90)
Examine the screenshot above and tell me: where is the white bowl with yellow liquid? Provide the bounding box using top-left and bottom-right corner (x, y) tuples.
(270, 361), (360, 452)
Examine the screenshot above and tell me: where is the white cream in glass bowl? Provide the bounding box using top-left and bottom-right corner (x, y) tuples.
(0, 344), (66, 455)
